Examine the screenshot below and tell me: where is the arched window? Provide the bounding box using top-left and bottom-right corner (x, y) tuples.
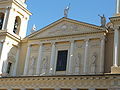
(13, 16), (21, 35)
(0, 13), (4, 30)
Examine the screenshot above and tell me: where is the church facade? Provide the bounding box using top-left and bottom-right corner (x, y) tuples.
(0, 0), (120, 90)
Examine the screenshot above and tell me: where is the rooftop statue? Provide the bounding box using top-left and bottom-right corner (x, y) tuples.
(98, 14), (106, 27)
(64, 3), (70, 18)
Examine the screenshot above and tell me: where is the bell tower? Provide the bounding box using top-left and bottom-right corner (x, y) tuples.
(0, 0), (31, 38)
(0, 0), (31, 76)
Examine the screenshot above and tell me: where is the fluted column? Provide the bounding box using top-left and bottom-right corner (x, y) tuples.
(13, 46), (20, 76)
(49, 42), (56, 75)
(100, 37), (105, 73)
(83, 39), (89, 74)
(113, 26), (119, 67)
(36, 43), (43, 75)
(23, 45), (31, 75)
(68, 40), (74, 74)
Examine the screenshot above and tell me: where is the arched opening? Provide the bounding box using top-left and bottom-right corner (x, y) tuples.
(13, 16), (21, 35)
(0, 13), (4, 30)
(5, 47), (17, 76)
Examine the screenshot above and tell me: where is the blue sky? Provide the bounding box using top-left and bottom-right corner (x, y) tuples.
(26, 0), (115, 35)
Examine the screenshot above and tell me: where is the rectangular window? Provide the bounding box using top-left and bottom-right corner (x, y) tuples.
(7, 62), (12, 74)
(56, 50), (68, 71)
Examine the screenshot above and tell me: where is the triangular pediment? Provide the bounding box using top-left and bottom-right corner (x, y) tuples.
(28, 18), (103, 39)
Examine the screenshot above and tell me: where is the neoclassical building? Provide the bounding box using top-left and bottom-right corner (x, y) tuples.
(0, 0), (120, 90)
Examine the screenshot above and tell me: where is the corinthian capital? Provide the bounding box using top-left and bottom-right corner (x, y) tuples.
(113, 25), (120, 30)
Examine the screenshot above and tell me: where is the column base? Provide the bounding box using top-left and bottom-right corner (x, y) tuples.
(0, 73), (8, 77)
(111, 66), (120, 74)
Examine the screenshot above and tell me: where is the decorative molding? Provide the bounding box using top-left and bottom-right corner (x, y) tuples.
(0, 75), (120, 88)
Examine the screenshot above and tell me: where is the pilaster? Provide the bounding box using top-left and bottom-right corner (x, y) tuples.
(68, 40), (75, 74)
(13, 45), (20, 76)
(113, 26), (119, 67)
(23, 44), (31, 75)
(49, 42), (56, 75)
(36, 43), (43, 75)
(99, 36), (105, 73)
(83, 38), (89, 74)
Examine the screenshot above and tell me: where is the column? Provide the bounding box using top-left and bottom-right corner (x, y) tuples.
(2, 7), (9, 30)
(83, 39), (89, 74)
(0, 41), (3, 57)
(13, 46), (20, 76)
(89, 88), (95, 90)
(23, 45), (31, 75)
(71, 88), (77, 90)
(21, 88), (26, 90)
(7, 89), (12, 90)
(116, 0), (120, 14)
(113, 26), (119, 67)
(49, 42), (56, 75)
(35, 89), (40, 90)
(68, 40), (74, 74)
(36, 43), (43, 75)
(0, 41), (8, 76)
(55, 88), (61, 90)
(99, 37), (105, 73)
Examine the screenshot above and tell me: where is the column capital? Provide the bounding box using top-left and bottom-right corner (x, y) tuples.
(113, 25), (120, 30)
(51, 42), (55, 45)
(84, 38), (89, 42)
(39, 42), (43, 46)
(0, 40), (5, 43)
(100, 36), (105, 40)
(70, 40), (74, 43)
(27, 44), (32, 47)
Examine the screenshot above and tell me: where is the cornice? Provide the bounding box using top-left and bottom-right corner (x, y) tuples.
(13, 0), (32, 15)
(0, 0), (12, 4)
(0, 30), (21, 42)
(109, 16), (120, 22)
(29, 30), (106, 40)
(0, 74), (119, 82)
(27, 17), (103, 38)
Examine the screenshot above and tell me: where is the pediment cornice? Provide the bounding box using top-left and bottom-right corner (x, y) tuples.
(27, 18), (103, 40)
